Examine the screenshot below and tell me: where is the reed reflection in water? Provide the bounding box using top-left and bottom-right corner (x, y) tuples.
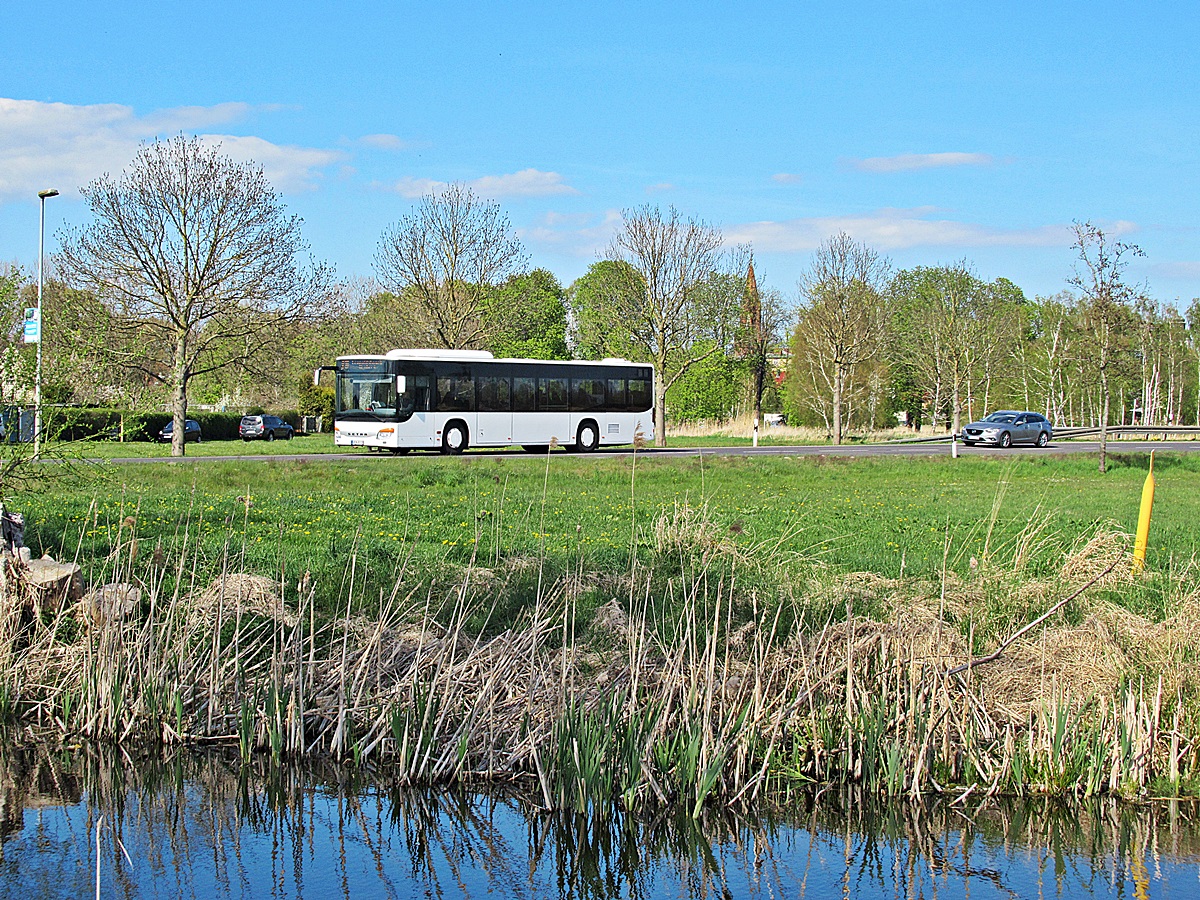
(0, 746), (1197, 899)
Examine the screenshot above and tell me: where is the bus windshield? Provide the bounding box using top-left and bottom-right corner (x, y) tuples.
(337, 368), (398, 419)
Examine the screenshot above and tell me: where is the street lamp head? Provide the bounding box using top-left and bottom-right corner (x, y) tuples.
(38, 189), (59, 199)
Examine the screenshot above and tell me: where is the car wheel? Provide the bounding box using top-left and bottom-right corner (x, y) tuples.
(285, 430), (293, 441)
(575, 421), (600, 453)
(441, 422), (468, 455)
(1036, 431), (1049, 448)
(266, 431), (275, 442)
(999, 432), (1012, 448)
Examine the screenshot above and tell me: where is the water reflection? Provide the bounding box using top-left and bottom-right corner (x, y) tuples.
(0, 744), (1197, 899)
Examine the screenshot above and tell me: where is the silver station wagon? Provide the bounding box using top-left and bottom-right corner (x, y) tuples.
(961, 411), (1053, 448)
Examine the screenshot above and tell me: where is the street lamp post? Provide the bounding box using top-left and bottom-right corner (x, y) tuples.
(34, 188), (58, 458)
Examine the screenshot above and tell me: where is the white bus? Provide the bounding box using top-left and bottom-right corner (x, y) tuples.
(319, 349), (654, 454)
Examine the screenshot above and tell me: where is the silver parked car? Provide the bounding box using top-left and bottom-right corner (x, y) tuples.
(239, 414), (294, 442)
(961, 411), (1053, 448)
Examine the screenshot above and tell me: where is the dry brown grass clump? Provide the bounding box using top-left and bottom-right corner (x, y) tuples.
(1, 518), (1197, 806)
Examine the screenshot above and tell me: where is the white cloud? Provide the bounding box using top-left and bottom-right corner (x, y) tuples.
(383, 168), (578, 200)
(520, 209), (622, 257)
(725, 208), (1084, 252)
(850, 152), (995, 173)
(199, 134), (343, 192)
(0, 97), (343, 201)
(387, 176), (448, 198)
(772, 173), (803, 184)
(358, 133), (413, 151)
(470, 169), (578, 198)
(1150, 260), (1200, 280)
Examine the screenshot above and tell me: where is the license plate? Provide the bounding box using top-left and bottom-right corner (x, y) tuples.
(350, 439), (365, 446)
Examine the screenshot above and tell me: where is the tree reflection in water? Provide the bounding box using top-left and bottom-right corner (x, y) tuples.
(0, 745), (1197, 899)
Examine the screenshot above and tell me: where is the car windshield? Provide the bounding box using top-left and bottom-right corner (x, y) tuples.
(983, 413), (1017, 424)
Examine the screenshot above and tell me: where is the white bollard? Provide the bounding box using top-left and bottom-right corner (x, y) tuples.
(951, 432), (959, 458)
(753, 416), (759, 448)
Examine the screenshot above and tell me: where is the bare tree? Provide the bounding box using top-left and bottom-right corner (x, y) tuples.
(59, 136), (331, 456)
(795, 234), (891, 444)
(596, 206), (737, 447)
(374, 184), (526, 350)
(1069, 221), (1143, 474)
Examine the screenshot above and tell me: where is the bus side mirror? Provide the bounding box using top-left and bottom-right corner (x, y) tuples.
(397, 375), (407, 393)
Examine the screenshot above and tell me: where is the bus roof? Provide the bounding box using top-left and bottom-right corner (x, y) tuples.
(335, 349), (645, 367)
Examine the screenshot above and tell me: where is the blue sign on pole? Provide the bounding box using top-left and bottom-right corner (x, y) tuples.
(23, 307), (40, 344)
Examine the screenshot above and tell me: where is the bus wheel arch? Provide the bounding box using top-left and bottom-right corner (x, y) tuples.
(575, 420), (600, 453)
(441, 421), (469, 455)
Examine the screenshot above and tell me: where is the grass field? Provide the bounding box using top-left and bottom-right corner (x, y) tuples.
(20, 449), (1200, 625)
(8, 448), (1200, 801)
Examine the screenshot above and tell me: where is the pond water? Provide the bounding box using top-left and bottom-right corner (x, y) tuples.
(0, 747), (1197, 899)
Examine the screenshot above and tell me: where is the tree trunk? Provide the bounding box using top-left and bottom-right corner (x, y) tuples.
(172, 332), (189, 458)
(1098, 365), (1109, 475)
(752, 359), (765, 429)
(832, 367), (844, 445)
(653, 352), (668, 448)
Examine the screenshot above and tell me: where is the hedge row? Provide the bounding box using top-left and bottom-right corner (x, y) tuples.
(45, 408), (302, 442)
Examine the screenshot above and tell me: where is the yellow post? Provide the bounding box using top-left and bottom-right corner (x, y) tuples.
(1132, 450), (1155, 574)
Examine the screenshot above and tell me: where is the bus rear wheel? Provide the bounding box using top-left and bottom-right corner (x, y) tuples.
(576, 421), (600, 453)
(441, 422), (468, 455)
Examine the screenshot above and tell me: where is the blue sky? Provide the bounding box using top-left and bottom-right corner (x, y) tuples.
(3, 1), (1197, 305)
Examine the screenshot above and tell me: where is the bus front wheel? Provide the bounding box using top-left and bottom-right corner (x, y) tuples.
(441, 422), (468, 455)
(576, 421), (600, 453)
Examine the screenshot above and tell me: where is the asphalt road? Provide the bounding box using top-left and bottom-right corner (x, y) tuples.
(100, 440), (1199, 464)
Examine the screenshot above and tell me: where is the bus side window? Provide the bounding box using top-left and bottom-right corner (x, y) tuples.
(477, 375), (511, 412)
(570, 377), (605, 411)
(628, 378), (651, 412)
(606, 379), (627, 411)
(411, 375), (431, 412)
(513, 377), (536, 412)
(436, 374), (474, 412)
(538, 377), (568, 411)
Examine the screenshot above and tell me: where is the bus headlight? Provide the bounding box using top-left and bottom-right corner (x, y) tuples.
(377, 427), (395, 439)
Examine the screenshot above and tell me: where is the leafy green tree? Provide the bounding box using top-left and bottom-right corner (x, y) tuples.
(1069, 221), (1143, 473)
(665, 343), (741, 422)
(582, 206), (740, 446)
(567, 260), (644, 361)
(889, 263), (989, 434)
(20, 277), (133, 407)
(482, 269), (568, 359)
(0, 265), (30, 406)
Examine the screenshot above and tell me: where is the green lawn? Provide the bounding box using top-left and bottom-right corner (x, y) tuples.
(17, 449), (1199, 627)
(47, 432), (339, 458)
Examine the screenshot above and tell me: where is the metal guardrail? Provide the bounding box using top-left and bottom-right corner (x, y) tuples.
(1052, 426), (1200, 439)
(885, 425), (1200, 445)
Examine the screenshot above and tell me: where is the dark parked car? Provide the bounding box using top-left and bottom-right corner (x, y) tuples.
(240, 414), (294, 442)
(158, 419), (202, 443)
(961, 411), (1053, 448)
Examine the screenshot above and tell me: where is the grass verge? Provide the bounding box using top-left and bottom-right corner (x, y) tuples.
(2, 450), (1199, 808)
